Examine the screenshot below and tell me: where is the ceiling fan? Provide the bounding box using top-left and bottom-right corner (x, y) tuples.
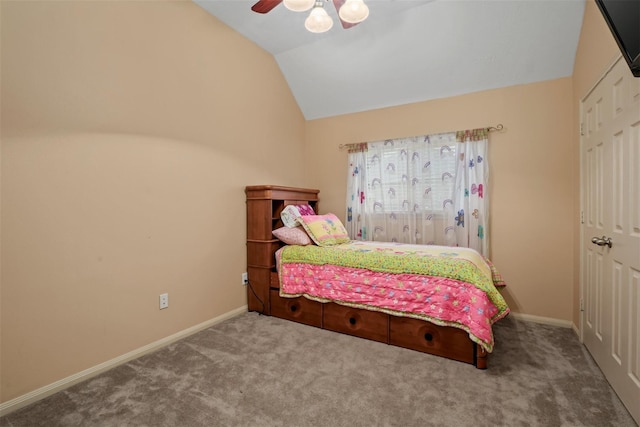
(251, 0), (369, 33)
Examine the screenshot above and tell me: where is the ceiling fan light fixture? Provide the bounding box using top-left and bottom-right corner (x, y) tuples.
(283, 0), (315, 12)
(305, 3), (334, 33)
(338, 0), (369, 24)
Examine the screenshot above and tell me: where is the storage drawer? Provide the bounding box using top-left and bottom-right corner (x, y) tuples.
(270, 289), (322, 328)
(323, 303), (389, 344)
(389, 316), (475, 364)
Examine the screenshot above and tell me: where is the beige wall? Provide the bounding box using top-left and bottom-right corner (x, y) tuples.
(570, 0), (620, 327)
(0, 1), (306, 402)
(305, 79), (575, 321)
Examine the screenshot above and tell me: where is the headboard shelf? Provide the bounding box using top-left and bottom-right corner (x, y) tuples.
(245, 185), (320, 313)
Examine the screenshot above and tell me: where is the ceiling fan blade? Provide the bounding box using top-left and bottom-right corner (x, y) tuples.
(251, 0), (283, 14)
(332, 0), (359, 29)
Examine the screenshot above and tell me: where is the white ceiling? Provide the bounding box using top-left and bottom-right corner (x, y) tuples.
(194, 0), (586, 120)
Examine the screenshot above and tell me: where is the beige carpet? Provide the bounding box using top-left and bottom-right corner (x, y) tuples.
(1, 312), (636, 426)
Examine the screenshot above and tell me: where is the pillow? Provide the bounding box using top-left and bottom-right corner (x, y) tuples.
(297, 213), (350, 246)
(296, 204), (315, 216)
(281, 204), (316, 228)
(272, 226), (313, 246)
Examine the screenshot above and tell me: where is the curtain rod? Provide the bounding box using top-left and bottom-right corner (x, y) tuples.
(338, 124), (504, 150)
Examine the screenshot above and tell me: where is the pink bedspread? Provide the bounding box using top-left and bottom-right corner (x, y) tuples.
(277, 241), (510, 352)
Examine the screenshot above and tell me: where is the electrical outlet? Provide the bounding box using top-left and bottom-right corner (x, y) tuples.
(159, 293), (169, 310)
(242, 272), (248, 285)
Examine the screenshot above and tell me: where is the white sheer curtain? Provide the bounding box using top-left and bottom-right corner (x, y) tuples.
(346, 133), (457, 245)
(453, 129), (490, 256)
(345, 129), (490, 256)
(345, 143), (368, 239)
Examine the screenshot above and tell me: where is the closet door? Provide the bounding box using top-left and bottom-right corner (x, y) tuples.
(581, 57), (640, 425)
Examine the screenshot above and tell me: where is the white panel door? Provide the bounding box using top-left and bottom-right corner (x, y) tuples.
(581, 57), (640, 424)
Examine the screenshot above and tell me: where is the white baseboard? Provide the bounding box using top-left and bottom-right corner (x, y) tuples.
(509, 312), (573, 328)
(571, 322), (581, 339)
(0, 305), (248, 418)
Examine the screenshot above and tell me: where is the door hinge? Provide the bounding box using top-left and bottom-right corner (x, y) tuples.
(580, 298), (585, 312)
(580, 210), (584, 224)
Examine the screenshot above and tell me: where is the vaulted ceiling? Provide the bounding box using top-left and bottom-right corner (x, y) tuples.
(194, 0), (586, 120)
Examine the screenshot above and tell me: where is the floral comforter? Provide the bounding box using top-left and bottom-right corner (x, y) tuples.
(277, 241), (510, 352)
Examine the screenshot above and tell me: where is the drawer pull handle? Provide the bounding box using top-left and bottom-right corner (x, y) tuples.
(290, 305), (298, 312)
(424, 333), (433, 342)
(349, 317), (357, 325)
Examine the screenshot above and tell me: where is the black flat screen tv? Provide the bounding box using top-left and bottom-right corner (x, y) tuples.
(595, 0), (640, 77)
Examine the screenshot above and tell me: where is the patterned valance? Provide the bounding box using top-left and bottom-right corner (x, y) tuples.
(456, 128), (489, 142)
(345, 142), (368, 153)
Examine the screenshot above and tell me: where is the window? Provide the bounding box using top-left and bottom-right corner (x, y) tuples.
(346, 129), (490, 255)
(365, 134), (457, 215)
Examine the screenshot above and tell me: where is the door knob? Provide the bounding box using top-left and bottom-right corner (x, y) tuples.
(591, 236), (612, 248)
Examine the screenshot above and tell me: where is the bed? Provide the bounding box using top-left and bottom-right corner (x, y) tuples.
(245, 185), (509, 369)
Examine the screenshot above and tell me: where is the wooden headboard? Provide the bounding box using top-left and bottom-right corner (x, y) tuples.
(245, 185), (319, 313)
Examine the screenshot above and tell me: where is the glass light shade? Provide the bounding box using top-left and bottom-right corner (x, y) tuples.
(338, 0), (369, 23)
(283, 0), (315, 12)
(305, 6), (334, 33)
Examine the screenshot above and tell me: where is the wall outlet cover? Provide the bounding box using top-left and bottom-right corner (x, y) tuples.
(159, 293), (169, 309)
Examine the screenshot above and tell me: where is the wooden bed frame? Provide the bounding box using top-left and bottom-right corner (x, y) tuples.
(245, 185), (488, 369)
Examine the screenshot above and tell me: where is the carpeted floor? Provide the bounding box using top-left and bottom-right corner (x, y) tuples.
(1, 312), (636, 427)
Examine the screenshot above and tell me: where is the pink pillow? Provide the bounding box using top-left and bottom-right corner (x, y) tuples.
(281, 204), (316, 227)
(272, 226), (313, 246)
(296, 204), (315, 216)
